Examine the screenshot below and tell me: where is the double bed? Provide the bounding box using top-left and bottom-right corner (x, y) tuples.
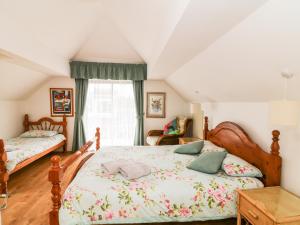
(49, 117), (282, 225)
(0, 114), (67, 195)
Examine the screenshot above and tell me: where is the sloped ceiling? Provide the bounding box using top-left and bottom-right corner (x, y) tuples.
(167, 0), (300, 102)
(1, 0), (300, 102)
(0, 59), (48, 100)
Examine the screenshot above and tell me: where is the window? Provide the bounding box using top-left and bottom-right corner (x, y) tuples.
(84, 80), (136, 146)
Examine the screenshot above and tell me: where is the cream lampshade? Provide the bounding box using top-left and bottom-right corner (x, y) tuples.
(190, 103), (203, 138)
(269, 70), (300, 126)
(270, 100), (300, 126)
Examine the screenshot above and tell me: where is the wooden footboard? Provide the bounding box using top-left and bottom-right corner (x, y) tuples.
(0, 140), (8, 195)
(0, 114), (69, 195)
(49, 127), (100, 225)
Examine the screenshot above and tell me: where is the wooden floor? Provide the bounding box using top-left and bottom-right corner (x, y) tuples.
(2, 153), (237, 225)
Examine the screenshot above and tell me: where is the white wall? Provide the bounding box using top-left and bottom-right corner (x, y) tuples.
(202, 102), (300, 196)
(0, 100), (24, 139)
(21, 77), (75, 151)
(20, 78), (190, 148)
(190, 103), (204, 139)
(144, 80), (190, 139)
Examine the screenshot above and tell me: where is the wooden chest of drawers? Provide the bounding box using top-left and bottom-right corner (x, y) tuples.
(237, 187), (300, 225)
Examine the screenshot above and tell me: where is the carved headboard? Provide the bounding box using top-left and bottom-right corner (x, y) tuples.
(203, 117), (281, 187)
(23, 114), (67, 148)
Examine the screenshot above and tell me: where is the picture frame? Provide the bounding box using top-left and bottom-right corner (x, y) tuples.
(146, 92), (166, 118)
(50, 88), (74, 117)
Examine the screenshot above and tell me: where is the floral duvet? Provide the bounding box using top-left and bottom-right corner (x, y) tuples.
(60, 145), (263, 225)
(5, 134), (65, 171)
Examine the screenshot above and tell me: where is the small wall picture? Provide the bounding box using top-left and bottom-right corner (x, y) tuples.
(146, 92), (166, 118)
(50, 88), (74, 117)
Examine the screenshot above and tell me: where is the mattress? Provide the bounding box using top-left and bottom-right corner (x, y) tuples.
(5, 134), (65, 172)
(59, 145), (263, 225)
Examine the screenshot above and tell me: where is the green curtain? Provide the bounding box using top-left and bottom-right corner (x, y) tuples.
(133, 80), (144, 145)
(70, 61), (147, 148)
(70, 61), (147, 80)
(72, 79), (89, 151)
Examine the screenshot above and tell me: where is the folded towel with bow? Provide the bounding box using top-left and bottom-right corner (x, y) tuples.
(119, 162), (151, 180)
(101, 160), (130, 175)
(102, 159), (151, 180)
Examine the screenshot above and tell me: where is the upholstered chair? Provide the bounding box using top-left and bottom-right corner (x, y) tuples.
(146, 118), (193, 146)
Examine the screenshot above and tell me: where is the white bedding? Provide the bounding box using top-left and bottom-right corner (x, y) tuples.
(5, 134), (65, 172)
(59, 145), (263, 225)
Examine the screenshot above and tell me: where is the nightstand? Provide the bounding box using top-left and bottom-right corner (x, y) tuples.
(237, 187), (300, 225)
(179, 137), (201, 144)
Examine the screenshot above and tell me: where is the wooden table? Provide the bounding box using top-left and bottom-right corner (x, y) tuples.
(179, 137), (201, 144)
(237, 186), (300, 225)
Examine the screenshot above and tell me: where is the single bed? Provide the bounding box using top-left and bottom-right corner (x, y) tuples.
(48, 117), (282, 225)
(0, 114), (67, 195)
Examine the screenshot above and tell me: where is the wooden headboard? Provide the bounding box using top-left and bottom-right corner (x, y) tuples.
(24, 114), (67, 135)
(23, 114), (67, 151)
(203, 117), (281, 187)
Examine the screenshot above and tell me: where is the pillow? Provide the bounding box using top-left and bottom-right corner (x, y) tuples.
(222, 154), (263, 177)
(201, 140), (226, 153)
(5, 145), (21, 152)
(174, 141), (204, 155)
(20, 130), (58, 138)
(163, 119), (179, 134)
(187, 151), (227, 174)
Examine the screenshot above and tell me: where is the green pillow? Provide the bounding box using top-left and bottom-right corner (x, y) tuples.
(174, 141), (204, 154)
(187, 151), (227, 174)
(168, 130), (180, 135)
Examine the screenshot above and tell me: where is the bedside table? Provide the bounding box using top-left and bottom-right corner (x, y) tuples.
(179, 137), (201, 144)
(237, 187), (300, 225)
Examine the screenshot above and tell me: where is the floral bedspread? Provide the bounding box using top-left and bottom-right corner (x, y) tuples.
(60, 145), (263, 225)
(5, 134), (65, 171)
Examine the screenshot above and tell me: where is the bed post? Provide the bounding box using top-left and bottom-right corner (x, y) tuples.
(95, 127), (100, 151)
(24, 114), (29, 132)
(49, 155), (63, 225)
(0, 140), (8, 195)
(62, 115), (67, 152)
(271, 130), (280, 156)
(203, 116), (209, 140)
(267, 130), (282, 186)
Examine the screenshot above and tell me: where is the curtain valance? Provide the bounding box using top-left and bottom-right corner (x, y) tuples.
(70, 61), (147, 80)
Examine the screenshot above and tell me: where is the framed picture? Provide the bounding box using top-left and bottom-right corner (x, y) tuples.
(50, 88), (74, 117)
(146, 92), (166, 118)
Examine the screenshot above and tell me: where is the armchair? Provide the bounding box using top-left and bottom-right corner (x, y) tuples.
(146, 118), (193, 146)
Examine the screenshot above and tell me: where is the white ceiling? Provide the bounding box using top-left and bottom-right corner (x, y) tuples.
(151, 0), (267, 78)
(167, 0), (300, 102)
(1, 0), (300, 102)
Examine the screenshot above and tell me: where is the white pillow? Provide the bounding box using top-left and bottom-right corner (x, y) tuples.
(222, 154), (263, 177)
(5, 145), (21, 152)
(201, 140), (226, 153)
(20, 130), (58, 138)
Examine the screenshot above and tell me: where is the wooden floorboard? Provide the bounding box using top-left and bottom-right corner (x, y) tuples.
(2, 153), (237, 225)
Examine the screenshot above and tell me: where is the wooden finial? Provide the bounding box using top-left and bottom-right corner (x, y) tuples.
(271, 130), (280, 156)
(24, 114), (29, 132)
(204, 116), (209, 140)
(95, 127), (100, 151)
(49, 155), (62, 225)
(62, 115), (67, 123)
(51, 155), (61, 167)
(0, 139), (8, 195)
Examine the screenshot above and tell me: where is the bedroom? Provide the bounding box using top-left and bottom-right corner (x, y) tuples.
(1, 0), (300, 225)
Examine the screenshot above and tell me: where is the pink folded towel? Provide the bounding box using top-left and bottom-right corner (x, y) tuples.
(101, 160), (130, 175)
(119, 162), (151, 180)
